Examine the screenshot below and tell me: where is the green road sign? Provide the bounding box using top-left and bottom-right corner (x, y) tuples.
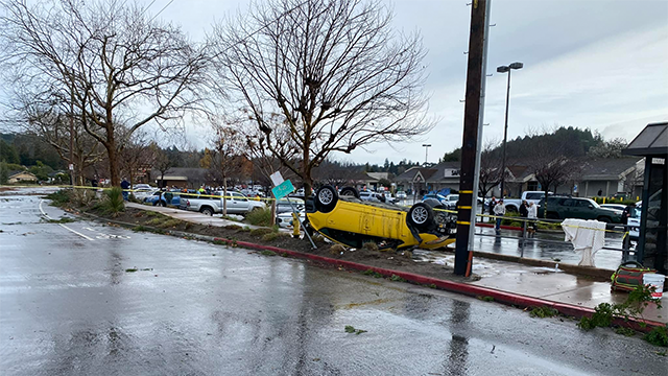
(271, 180), (295, 200)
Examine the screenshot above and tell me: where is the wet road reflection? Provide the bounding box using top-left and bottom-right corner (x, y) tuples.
(0, 192), (664, 376)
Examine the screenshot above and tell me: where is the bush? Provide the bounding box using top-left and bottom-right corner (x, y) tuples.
(100, 187), (125, 217)
(45, 189), (72, 206)
(501, 211), (520, 226)
(72, 189), (96, 207)
(245, 207), (272, 227)
(644, 325), (668, 347)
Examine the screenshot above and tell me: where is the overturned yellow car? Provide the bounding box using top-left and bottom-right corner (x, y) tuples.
(306, 186), (456, 250)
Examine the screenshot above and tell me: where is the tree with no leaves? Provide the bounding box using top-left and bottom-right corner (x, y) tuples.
(208, 0), (433, 197)
(529, 140), (581, 217)
(13, 87), (103, 186)
(200, 126), (249, 215)
(0, 0), (207, 186)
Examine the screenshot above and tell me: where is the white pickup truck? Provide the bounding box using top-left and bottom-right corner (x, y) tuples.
(182, 191), (265, 216)
(502, 191), (552, 212)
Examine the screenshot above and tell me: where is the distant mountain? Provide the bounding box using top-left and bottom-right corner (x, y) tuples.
(441, 126), (605, 162)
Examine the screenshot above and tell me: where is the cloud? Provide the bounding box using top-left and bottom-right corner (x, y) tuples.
(148, 0), (668, 165)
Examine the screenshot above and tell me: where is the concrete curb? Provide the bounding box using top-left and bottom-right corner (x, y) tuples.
(81, 211), (665, 333)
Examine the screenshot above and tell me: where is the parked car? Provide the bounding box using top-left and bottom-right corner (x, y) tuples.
(503, 191), (552, 212)
(359, 190), (387, 203)
(182, 191), (265, 216)
(395, 191), (407, 199)
(144, 190), (181, 207)
(537, 196), (622, 223)
(132, 187), (158, 201)
(307, 186), (456, 250)
(276, 211), (306, 229)
(422, 193), (448, 206)
(275, 198), (304, 214)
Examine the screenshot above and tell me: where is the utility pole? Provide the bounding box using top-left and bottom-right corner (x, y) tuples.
(468, 0), (492, 258)
(454, 0), (487, 276)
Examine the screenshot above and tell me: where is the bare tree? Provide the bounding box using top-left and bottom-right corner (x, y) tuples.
(14, 86), (103, 185)
(200, 126), (248, 215)
(1, 0), (207, 186)
(477, 143), (502, 202)
(119, 131), (158, 191)
(208, 0), (433, 197)
(531, 154), (580, 217)
(154, 149), (173, 189)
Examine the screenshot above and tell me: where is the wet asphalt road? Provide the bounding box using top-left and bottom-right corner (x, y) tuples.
(1, 191), (665, 376)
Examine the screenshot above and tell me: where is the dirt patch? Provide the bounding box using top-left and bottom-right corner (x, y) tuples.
(68, 204), (472, 284)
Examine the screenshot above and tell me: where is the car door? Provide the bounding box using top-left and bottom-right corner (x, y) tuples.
(231, 192), (250, 214)
(572, 199), (595, 219)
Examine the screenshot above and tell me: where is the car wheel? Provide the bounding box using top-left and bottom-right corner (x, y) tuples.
(160, 201), (167, 207)
(200, 207), (214, 216)
(339, 186), (360, 199)
(314, 185), (338, 213)
(407, 202), (434, 231)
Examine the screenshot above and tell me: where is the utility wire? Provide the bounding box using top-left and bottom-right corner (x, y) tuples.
(149, 0), (175, 23)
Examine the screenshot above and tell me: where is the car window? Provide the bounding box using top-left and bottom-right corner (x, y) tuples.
(526, 192), (543, 200)
(234, 192), (248, 201)
(575, 200), (590, 208)
(561, 199), (574, 207)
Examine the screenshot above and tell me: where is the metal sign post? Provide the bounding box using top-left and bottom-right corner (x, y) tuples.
(271, 173), (316, 249)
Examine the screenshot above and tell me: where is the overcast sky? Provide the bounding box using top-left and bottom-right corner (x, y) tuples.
(149, 0), (668, 164)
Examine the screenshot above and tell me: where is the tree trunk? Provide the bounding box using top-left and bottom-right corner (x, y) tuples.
(223, 177), (228, 216)
(302, 148), (312, 199)
(270, 200), (276, 226)
(107, 144), (120, 186)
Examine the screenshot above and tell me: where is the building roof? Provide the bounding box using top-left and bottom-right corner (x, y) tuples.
(365, 172), (390, 181)
(9, 171), (37, 179)
(152, 167), (209, 182)
(623, 122), (668, 156)
(578, 157), (642, 181)
(395, 166), (437, 183)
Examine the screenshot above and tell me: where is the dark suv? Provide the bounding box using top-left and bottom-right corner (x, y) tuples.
(538, 196), (622, 223)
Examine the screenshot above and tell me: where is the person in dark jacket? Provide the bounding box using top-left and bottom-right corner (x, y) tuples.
(519, 200), (529, 218)
(488, 197), (497, 223)
(120, 178), (130, 201)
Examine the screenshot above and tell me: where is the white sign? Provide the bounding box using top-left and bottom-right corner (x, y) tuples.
(270, 171), (285, 187)
(444, 169), (460, 178)
(68, 164), (74, 171)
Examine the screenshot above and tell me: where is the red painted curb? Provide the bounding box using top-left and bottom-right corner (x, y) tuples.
(212, 237), (665, 332)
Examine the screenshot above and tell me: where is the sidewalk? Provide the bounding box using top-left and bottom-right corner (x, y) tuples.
(125, 202), (262, 229)
(126, 202), (667, 325)
(416, 251), (666, 324)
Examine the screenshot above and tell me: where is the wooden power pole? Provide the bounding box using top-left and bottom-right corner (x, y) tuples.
(454, 0), (488, 276)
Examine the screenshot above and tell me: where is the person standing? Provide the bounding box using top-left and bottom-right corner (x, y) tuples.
(493, 199), (505, 235)
(488, 196), (497, 223)
(120, 178), (130, 201)
(527, 201), (538, 237)
(519, 199), (529, 235)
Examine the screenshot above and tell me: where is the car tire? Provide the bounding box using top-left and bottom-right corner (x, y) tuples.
(407, 202), (434, 231)
(200, 207), (214, 216)
(339, 186), (360, 199)
(314, 185), (338, 213)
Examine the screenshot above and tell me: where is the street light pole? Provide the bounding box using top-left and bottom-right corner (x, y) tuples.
(496, 62), (523, 198)
(422, 144), (431, 164)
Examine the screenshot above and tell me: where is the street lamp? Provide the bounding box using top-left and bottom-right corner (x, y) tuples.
(496, 61), (523, 198)
(422, 144), (432, 164)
